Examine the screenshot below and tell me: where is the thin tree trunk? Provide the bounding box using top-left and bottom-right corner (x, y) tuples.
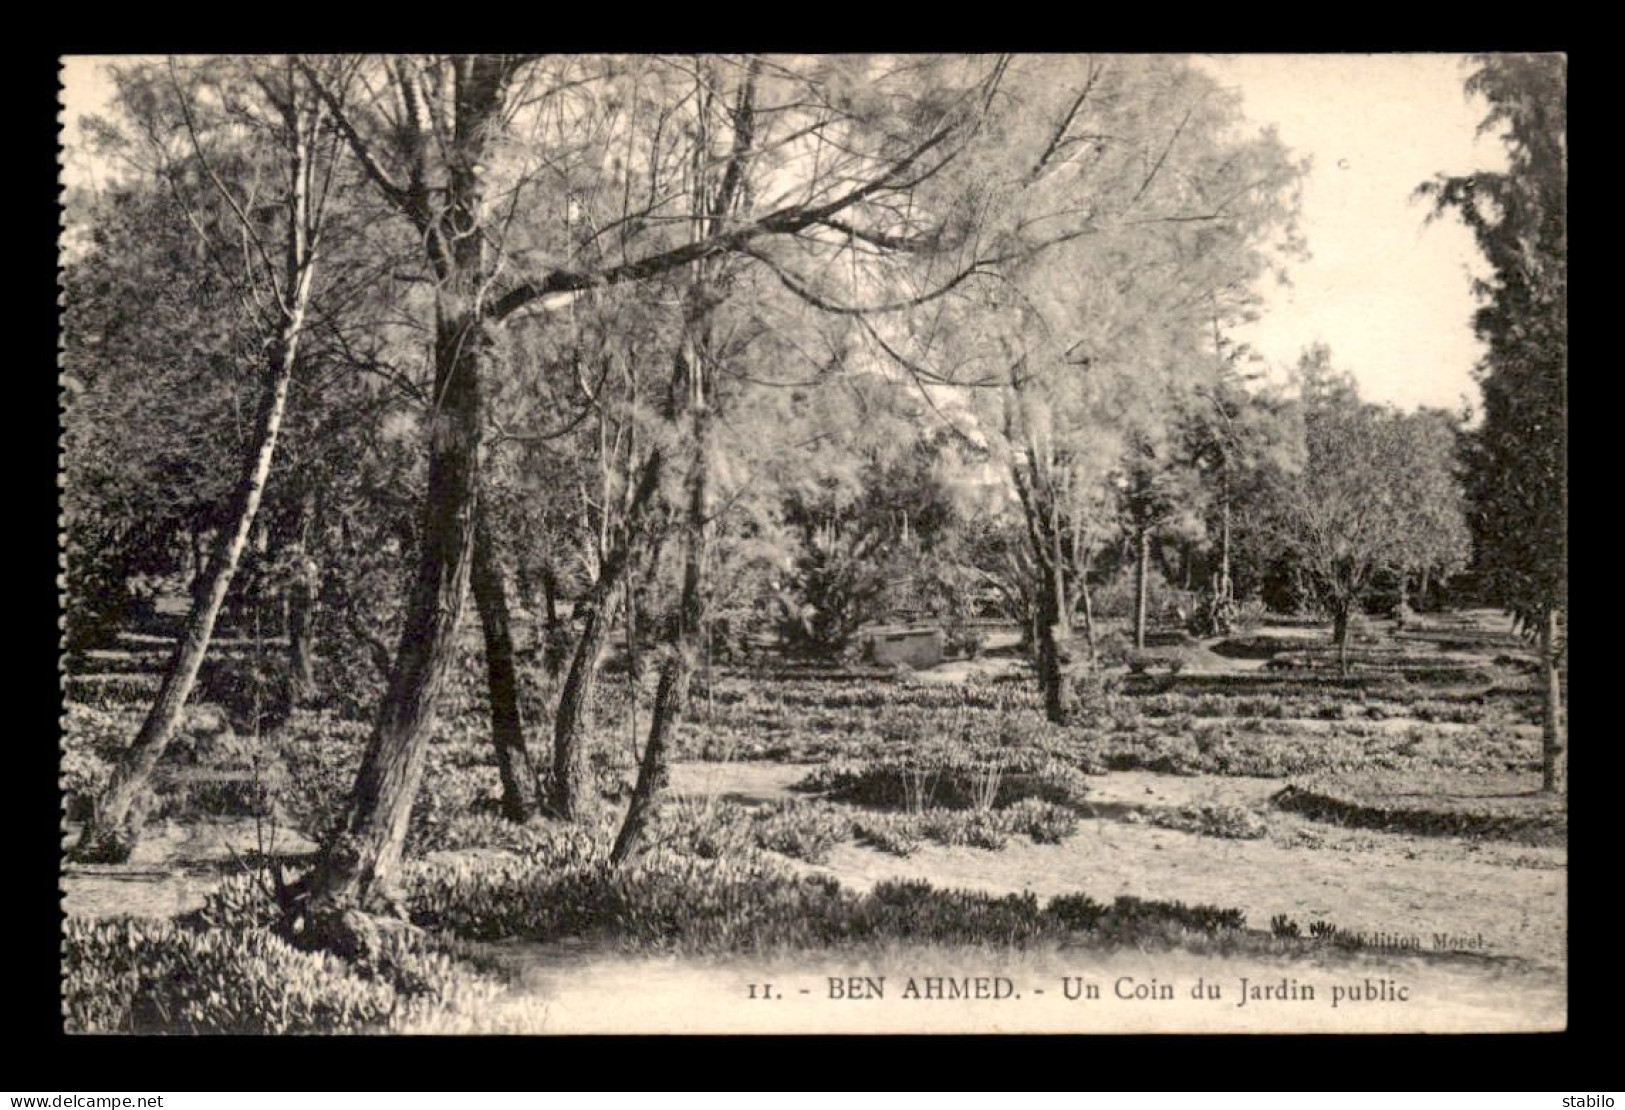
(73, 88), (321, 861)
(1333, 605), (1351, 675)
(549, 449), (664, 821)
(1134, 527), (1151, 650)
(1541, 608), (1565, 794)
(287, 487), (319, 705)
(1219, 470), (1232, 603)
(626, 582), (640, 767)
(613, 423), (707, 866)
(471, 511), (537, 822)
(74, 313), (306, 861)
(613, 60), (752, 865)
(1078, 571), (1096, 663)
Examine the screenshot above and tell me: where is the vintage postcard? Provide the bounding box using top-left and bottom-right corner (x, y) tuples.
(58, 52), (1567, 1034)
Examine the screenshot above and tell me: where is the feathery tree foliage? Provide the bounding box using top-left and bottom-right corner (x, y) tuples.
(1419, 52), (1566, 791)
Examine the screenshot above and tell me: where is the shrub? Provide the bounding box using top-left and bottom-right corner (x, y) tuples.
(747, 801), (854, 864)
(1094, 630), (1135, 667)
(774, 531), (888, 660)
(853, 813), (923, 857)
(1002, 797), (1081, 843)
(1142, 803), (1269, 840)
(799, 757), (1089, 814)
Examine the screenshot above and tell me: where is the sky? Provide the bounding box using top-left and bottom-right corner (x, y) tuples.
(59, 54), (1513, 414)
(1196, 53), (1509, 414)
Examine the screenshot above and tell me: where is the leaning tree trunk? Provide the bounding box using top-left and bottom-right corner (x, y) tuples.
(471, 511), (537, 822)
(1541, 607), (1566, 794)
(73, 264), (313, 864)
(1134, 527), (1151, 650)
(295, 299), (485, 921)
(612, 429), (708, 868)
(611, 342), (711, 864)
(549, 449), (665, 821)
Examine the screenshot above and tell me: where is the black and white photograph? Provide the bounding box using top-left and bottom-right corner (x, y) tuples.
(57, 52), (1567, 1035)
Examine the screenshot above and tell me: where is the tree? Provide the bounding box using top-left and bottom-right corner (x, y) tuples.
(1268, 348), (1470, 672)
(1419, 53), (1566, 791)
(948, 55), (1305, 717)
(1387, 408), (1473, 613)
(71, 58), (340, 861)
(1180, 335), (1304, 633)
(291, 52), (1018, 920)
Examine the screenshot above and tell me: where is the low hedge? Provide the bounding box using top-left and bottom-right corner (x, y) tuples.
(1271, 772), (1566, 845)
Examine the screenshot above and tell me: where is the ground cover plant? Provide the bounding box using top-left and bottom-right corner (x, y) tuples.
(61, 604), (1560, 1030)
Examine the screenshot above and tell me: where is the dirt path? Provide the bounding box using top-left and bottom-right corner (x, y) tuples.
(60, 818), (317, 919)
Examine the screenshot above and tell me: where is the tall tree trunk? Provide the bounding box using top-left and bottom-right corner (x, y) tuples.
(625, 581), (641, 767)
(73, 313), (306, 862)
(471, 511), (537, 822)
(1035, 563), (1076, 724)
(1333, 604), (1351, 675)
(612, 58), (753, 865)
(613, 420), (708, 866)
(549, 449), (664, 821)
(294, 57), (506, 922)
(1036, 491), (1076, 720)
(286, 487), (319, 706)
(1541, 607), (1565, 794)
(1219, 469), (1232, 603)
(297, 301), (485, 916)
(73, 86), (322, 861)
(1134, 527), (1151, 650)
